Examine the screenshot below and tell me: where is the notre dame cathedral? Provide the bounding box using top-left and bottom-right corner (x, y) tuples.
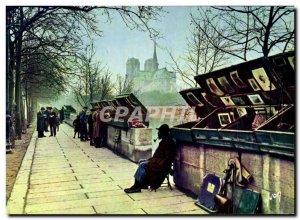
(125, 41), (177, 95)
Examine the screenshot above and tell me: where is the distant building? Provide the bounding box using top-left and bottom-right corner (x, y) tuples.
(126, 41), (176, 94)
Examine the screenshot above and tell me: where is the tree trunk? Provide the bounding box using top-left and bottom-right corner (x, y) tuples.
(20, 92), (27, 133)
(6, 7), (14, 146)
(32, 96), (38, 121)
(14, 7), (24, 139)
(26, 88), (33, 124)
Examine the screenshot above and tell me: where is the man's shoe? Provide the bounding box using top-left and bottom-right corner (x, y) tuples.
(124, 188), (141, 193)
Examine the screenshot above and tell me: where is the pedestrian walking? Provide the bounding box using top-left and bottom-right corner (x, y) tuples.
(49, 107), (57, 137)
(94, 108), (109, 148)
(43, 107), (50, 132)
(37, 107), (46, 138)
(93, 107), (101, 147)
(88, 108), (96, 146)
(73, 115), (81, 138)
(80, 107), (88, 141)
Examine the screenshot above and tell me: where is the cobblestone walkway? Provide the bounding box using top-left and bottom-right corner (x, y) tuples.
(7, 124), (208, 215)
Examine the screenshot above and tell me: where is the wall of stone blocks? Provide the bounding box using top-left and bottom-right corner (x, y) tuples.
(174, 141), (295, 214)
(106, 125), (152, 162)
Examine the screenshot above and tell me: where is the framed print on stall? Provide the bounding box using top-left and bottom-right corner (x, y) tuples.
(252, 68), (276, 91)
(186, 92), (204, 107)
(220, 96), (235, 106)
(206, 78), (224, 96)
(248, 78), (261, 91)
(229, 71), (247, 88)
(218, 113), (232, 127)
(248, 94), (265, 105)
(217, 76), (235, 93)
(237, 108), (247, 117)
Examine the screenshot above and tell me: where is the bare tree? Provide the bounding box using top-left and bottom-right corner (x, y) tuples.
(94, 70), (114, 101)
(72, 43), (101, 107)
(72, 44), (115, 107)
(116, 74), (135, 95)
(168, 9), (228, 87)
(194, 6), (294, 61)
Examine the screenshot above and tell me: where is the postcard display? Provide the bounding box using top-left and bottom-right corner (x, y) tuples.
(170, 51), (295, 214)
(95, 93), (152, 163)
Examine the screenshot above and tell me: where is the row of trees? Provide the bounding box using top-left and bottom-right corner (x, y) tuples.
(169, 6), (294, 87)
(6, 6), (163, 143)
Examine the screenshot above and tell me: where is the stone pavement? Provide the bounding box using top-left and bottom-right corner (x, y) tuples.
(7, 123), (208, 215)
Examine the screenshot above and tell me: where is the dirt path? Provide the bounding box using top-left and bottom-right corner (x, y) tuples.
(6, 126), (35, 202)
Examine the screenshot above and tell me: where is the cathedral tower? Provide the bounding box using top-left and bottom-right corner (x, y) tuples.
(144, 39), (159, 72)
(126, 58), (140, 81)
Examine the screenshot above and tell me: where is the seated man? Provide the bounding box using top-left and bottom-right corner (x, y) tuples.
(124, 124), (176, 193)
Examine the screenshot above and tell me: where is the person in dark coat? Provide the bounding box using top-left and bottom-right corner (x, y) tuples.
(37, 107), (46, 138)
(73, 115), (81, 138)
(44, 107), (50, 132)
(59, 107), (65, 123)
(88, 108), (95, 146)
(93, 108), (110, 148)
(49, 107), (57, 137)
(124, 124), (176, 193)
(80, 107), (88, 141)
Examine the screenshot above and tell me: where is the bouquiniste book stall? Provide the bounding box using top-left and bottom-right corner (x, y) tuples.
(170, 51), (295, 214)
(94, 93), (153, 163)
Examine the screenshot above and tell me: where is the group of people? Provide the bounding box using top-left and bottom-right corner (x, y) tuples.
(73, 106), (110, 148)
(37, 106), (64, 138)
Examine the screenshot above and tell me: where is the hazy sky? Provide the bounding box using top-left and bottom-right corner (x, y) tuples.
(93, 6), (194, 78)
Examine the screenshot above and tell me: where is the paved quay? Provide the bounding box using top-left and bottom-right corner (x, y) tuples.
(7, 123), (208, 215)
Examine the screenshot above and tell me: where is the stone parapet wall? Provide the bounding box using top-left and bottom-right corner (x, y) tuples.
(173, 141), (294, 214)
(106, 125), (152, 162)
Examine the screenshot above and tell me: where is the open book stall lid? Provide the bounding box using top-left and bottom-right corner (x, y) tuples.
(177, 51), (295, 133)
(193, 51), (295, 105)
(91, 93), (149, 127)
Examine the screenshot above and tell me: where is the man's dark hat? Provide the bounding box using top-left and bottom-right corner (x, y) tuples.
(83, 106), (88, 109)
(156, 124), (170, 134)
(41, 107), (45, 110)
(47, 106), (52, 110)
(90, 108), (96, 111)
